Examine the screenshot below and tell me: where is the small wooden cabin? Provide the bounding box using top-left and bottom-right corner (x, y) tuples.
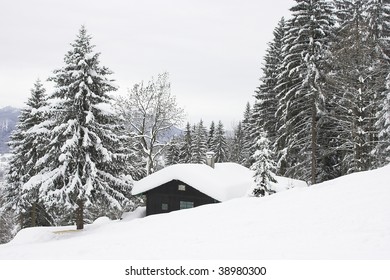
(131, 162), (308, 216)
(132, 163), (255, 216)
(144, 179), (218, 216)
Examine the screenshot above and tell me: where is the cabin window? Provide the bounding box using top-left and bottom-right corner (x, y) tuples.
(180, 201), (194, 209)
(178, 184), (186, 191)
(161, 203), (168, 211)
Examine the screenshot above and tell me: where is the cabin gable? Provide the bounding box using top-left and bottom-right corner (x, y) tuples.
(145, 179), (218, 216)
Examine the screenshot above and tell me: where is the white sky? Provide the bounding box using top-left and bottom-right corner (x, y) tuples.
(0, 0), (293, 129)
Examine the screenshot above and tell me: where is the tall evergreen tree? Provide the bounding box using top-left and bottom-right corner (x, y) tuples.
(165, 137), (181, 166)
(207, 121), (215, 150)
(25, 26), (133, 229)
(210, 121), (228, 163)
(366, 0), (390, 167)
(366, 0), (390, 52)
(247, 0), (389, 183)
(378, 74), (390, 164)
(241, 102), (253, 167)
(4, 79), (52, 228)
(254, 18), (286, 144)
(330, 0), (385, 173)
(178, 122), (193, 163)
(274, 17), (302, 177)
(121, 135), (146, 181)
(231, 121), (245, 163)
(191, 120), (208, 163)
(0, 185), (17, 244)
(275, 0), (334, 183)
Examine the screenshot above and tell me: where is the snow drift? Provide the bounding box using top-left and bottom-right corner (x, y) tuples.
(0, 165), (389, 259)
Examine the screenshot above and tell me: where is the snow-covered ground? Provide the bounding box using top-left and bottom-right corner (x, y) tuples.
(0, 165), (389, 259)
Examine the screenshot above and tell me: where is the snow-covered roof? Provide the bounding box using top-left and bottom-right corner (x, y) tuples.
(132, 162), (307, 201)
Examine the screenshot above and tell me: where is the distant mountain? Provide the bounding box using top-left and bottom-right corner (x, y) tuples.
(158, 126), (184, 143)
(0, 106), (20, 154)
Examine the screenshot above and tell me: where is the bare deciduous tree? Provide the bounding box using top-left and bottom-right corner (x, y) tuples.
(116, 72), (185, 175)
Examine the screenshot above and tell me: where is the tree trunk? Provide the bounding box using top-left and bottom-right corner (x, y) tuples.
(311, 99), (317, 185)
(19, 212), (24, 229)
(75, 199), (84, 230)
(31, 201), (37, 227)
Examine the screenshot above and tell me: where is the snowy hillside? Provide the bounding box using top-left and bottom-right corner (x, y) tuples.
(0, 165), (389, 259)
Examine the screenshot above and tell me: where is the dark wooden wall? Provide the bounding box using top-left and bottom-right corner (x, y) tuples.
(145, 180), (218, 216)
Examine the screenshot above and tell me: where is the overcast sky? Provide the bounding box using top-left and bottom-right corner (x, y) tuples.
(0, 0), (293, 129)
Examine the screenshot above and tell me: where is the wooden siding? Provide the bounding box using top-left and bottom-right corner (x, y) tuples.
(145, 179), (219, 216)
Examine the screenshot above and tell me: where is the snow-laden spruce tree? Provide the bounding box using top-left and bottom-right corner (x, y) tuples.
(253, 17), (289, 176)
(165, 136), (181, 166)
(230, 121), (245, 163)
(241, 102), (253, 168)
(329, 0), (389, 173)
(377, 73), (390, 164)
(0, 186), (17, 244)
(207, 121), (215, 150)
(366, 0), (390, 167)
(274, 0), (334, 184)
(250, 129), (277, 197)
(26, 26), (133, 229)
(178, 122), (193, 163)
(191, 120), (208, 164)
(254, 18), (285, 146)
(210, 120), (228, 163)
(4, 79), (53, 228)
